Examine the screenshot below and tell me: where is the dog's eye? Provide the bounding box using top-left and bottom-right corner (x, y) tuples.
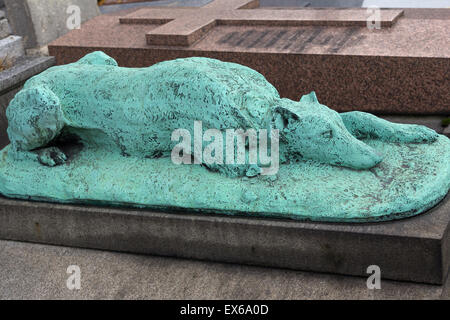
(320, 129), (333, 139)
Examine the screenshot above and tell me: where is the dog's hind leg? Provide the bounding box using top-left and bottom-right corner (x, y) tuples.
(340, 111), (439, 143)
(6, 86), (67, 166)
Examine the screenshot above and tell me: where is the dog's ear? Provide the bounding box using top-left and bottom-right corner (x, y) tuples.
(272, 105), (299, 131)
(300, 91), (319, 104)
(75, 51), (118, 67)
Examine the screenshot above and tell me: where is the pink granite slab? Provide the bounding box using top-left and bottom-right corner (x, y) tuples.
(120, 0), (403, 46)
(48, 2), (450, 115)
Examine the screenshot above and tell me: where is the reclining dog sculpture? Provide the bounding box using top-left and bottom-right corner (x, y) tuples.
(6, 52), (438, 177)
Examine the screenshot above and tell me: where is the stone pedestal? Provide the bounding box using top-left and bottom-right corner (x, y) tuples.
(0, 194), (448, 285)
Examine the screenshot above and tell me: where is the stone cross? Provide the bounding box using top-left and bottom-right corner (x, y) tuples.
(120, 0), (403, 46)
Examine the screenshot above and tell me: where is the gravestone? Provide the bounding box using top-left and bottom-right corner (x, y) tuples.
(0, 53), (448, 284)
(49, 0), (450, 114)
(4, 0), (100, 49)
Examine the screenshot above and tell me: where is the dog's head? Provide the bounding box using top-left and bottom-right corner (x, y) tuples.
(271, 92), (383, 169)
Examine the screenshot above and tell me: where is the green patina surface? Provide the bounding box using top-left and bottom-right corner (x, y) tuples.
(0, 51), (449, 222)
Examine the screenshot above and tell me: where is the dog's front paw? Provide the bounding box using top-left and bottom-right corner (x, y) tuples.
(37, 147), (67, 167)
(393, 124), (439, 143)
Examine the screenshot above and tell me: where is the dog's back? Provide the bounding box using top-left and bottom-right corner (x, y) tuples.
(25, 55), (279, 131)
(19, 53), (281, 157)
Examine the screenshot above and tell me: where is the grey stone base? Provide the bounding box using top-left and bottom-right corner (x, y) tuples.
(0, 194), (448, 285)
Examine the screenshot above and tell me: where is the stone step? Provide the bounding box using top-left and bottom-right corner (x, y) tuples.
(49, 6), (450, 115)
(0, 35), (24, 63)
(0, 194), (448, 285)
